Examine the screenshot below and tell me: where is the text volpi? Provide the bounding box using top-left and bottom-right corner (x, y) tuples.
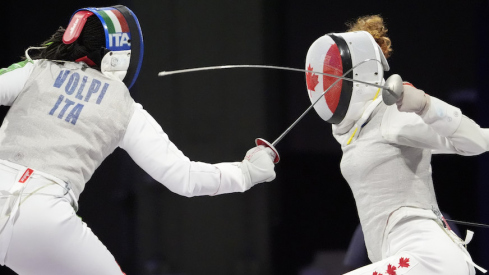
(49, 70), (109, 125)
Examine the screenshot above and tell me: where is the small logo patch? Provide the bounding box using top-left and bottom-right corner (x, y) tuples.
(19, 168), (34, 183)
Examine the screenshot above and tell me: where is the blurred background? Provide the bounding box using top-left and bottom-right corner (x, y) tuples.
(1, 0), (488, 274)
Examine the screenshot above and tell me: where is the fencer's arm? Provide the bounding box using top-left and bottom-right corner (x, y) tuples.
(419, 96), (489, 154)
(0, 60), (35, 106)
(119, 104), (276, 197)
(386, 84), (489, 155)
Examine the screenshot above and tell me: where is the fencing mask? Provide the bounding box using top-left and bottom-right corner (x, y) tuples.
(305, 31), (389, 124)
(62, 5), (144, 89)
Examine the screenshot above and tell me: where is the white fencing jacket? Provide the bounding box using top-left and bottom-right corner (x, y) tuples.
(0, 60), (249, 200)
(333, 96), (488, 262)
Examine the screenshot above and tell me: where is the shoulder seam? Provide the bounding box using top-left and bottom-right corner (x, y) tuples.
(0, 60), (34, 76)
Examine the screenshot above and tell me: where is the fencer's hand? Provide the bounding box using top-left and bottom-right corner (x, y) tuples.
(240, 145), (276, 187)
(396, 83), (429, 115)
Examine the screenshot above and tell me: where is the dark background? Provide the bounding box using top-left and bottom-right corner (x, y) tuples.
(1, 1), (488, 274)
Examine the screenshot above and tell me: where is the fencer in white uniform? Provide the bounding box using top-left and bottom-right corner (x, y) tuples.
(0, 5), (276, 275)
(305, 15), (486, 275)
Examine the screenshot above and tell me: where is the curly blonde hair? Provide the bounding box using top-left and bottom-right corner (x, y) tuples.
(346, 15), (392, 58)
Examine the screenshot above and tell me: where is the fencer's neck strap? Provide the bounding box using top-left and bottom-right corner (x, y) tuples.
(24, 46), (47, 61)
(345, 96), (382, 145)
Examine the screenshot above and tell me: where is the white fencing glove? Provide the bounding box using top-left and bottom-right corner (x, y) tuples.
(396, 83), (430, 115)
(241, 145), (276, 187)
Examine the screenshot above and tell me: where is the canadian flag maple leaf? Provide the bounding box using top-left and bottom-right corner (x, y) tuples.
(398, 257), (410, 268)
(373, 272), (383, 275)
(386, 264), (397, 275)
(306, 64), (319, 91)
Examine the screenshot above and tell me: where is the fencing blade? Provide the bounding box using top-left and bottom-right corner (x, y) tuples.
(159, 62), (400, 99)
(159, 62), (403, 105)
(445, 219), (489, 229)
(158, 60), (404, 163)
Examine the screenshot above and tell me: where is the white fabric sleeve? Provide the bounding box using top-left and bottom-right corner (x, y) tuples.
(0, 61), (35, 106)
(381, 97), (489, 156)
(419, 96), (462, 137)
(119, 104), (249, 197)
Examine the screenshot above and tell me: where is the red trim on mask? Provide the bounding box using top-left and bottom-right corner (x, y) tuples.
(63, 11), (94, 44)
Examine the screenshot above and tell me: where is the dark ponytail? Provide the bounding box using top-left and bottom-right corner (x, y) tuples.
(26, 16), (105, 64)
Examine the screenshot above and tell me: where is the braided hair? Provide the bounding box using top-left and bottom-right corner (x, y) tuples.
(27, 15), (105, 67)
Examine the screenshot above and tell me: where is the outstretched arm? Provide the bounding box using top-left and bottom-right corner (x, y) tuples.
(382, 84), (489, 155)
(119, 104), (276, 197)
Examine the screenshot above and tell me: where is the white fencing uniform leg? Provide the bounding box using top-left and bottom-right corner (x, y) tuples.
(344, 217), (476, 275)
(0, 164), (125, 275)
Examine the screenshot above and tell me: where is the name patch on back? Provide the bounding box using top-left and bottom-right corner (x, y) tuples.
(48, 70), (109, 125)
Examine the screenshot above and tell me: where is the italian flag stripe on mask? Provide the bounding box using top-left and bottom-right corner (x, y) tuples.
(97, 9), (129, 34)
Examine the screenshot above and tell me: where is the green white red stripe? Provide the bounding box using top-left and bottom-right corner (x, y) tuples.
(98, 9), (129, 34)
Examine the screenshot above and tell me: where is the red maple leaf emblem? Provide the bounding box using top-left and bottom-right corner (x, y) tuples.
(306, 64), (319, 91)
(386, 264), (397, 275)
(373, 272), (383, 275)
(398, 257), (410, 268)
